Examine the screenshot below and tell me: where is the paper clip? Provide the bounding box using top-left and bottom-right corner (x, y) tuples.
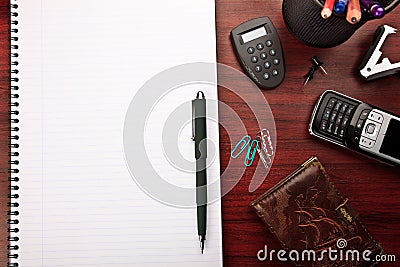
(244, 139), (259, 167)
(231, 135), (251, 159)
(256, 129), (274, 169)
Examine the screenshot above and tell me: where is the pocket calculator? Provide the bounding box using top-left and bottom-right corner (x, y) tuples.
(309, 90), (400, 166)
(231, 17), (285, 89)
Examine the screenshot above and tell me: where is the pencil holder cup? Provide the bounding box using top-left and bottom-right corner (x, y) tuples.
(282, 0), (399, 48)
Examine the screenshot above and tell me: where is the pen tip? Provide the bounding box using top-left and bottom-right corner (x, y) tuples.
(200, 236), (205, 254)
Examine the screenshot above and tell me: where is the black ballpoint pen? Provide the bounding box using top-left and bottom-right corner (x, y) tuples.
(192, 91), (207, 254)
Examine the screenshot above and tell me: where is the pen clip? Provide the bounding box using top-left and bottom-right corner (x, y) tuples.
(196, 91), (205, 99)
(192, 91), (205, 141)
(192, 99), (195, 141)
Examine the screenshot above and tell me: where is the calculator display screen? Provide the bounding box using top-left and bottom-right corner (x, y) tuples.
(380, 119), (400, 160)
(241, 26), (267, 43)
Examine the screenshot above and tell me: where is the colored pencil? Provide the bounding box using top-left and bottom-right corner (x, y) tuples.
(347, 0), (362, 24)
(321, 0), (336, 19)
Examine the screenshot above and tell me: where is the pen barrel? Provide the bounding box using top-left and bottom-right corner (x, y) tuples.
(193, 98), (207, 159)
(196, 159), (207, 237)
(193, 92), (207, 241)
(196, 159), (207, 206)
(197, 205), (207, 237)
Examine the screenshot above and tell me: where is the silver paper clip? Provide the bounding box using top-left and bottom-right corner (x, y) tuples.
(256, 129), (274, 169)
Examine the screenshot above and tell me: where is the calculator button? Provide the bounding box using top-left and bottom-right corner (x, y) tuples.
(320, 120), (328, 132)
(323, 109), (331, 120)
(359, 109), (370, 120)
(272, 69), (279, 76)
(260, 52), (267, 60)
(266, 40), (273, 47)
(247, 47), (255, 54)
(254, 65), (262, 72)
(256, 43), (264, 50)
(368, 110), (384, 123)
(264, 61), (271, 69)
(263, 73), (270, 80)
(327, 98), (337, 109)
(269, 49), (276, 56)
(273, 58), (280, 65)
(251, 56), (258, 63)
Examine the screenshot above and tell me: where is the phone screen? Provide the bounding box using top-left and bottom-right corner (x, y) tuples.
(380, 119), (400, 160)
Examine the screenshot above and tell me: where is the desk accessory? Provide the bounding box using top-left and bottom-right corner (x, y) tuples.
(251, 156), (384, 266)
(231, 17), (285, 89)
(231, 135), (259, 166)
(231, 129), (274, 169)
(312, 56), (328, 75)
(304, 66), (318, 86)
(244, 140), (259, 167)
(309, 90), (400, 166)
(192, 91), (208, 254)
(283, 0), (399, 47)
(361, 0), (386, 18)
(359, 24), (400, 80)
(304, 56), (328, 86)
(9, 1), (224, 266)
(256, 129), (274, 169)
(231, 135), (251, 159)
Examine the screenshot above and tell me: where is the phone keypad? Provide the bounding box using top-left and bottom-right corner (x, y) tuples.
(359, 110), (384, 149)
(319, 97), (355, 140)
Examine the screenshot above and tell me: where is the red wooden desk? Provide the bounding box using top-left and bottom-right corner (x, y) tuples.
(216, 1), (400, 266)
(0, 1), (399, 266)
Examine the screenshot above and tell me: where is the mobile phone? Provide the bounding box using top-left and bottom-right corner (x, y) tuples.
(309, 90), (400, 166)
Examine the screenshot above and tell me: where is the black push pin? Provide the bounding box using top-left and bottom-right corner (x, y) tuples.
(304, 65), (317, 86)
(312, 56), (327, 75)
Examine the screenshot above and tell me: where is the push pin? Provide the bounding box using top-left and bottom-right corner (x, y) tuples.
(304, 65), (317, 86)
(312, 56), (328, 75)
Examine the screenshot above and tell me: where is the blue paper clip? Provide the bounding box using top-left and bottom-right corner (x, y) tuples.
(231, 135), (251, 158)
(244, 139), (259, 167)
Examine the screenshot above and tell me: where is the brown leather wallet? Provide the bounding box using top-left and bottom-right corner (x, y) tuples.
(250, 156), (383, 267)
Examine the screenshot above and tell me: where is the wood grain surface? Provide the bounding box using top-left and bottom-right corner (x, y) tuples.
(0, 0), (399, 266)
(216, 0), (400, 266)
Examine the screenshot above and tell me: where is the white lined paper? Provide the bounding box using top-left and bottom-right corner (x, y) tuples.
(13, 1), (222, 266)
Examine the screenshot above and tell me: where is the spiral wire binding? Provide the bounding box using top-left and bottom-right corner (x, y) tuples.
(9, 1), (19, 266)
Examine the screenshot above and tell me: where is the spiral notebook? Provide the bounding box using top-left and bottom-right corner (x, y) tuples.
(9, 0), (223, 266)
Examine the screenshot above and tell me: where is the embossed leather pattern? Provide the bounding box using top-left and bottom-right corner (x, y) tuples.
(250, 157), (383, 267)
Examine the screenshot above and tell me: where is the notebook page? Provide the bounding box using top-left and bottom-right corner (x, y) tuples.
(14, 1), (222, 266)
